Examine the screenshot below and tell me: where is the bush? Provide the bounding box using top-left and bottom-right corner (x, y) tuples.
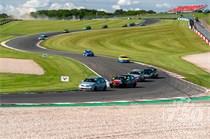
(84, 26), (92, 30)
(63, 29), (69, 33)
(102, 25), (108, 29)
(122, 24), (128, 27)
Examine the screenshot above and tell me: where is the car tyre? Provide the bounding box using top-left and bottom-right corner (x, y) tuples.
(93, 86), (97, 91)
(103, 86), (107, 91)
(133, 83), (136, 88)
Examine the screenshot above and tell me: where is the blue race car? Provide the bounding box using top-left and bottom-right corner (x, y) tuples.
(83, 50), (94, 57)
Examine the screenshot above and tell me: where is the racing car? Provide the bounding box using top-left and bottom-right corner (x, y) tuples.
(38, 36), (45, 40)
(83, 50), (95, 57)
(143, 67), (159, 78)
(118, 55), (130, 63)
(79, 76), (107, 91)
(110, 74), (137, 88)
(38, 34), (48, 40)
(128, 69), (145, 82)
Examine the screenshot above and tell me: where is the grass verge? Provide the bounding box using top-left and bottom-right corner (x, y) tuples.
(0, 46), (94, 93)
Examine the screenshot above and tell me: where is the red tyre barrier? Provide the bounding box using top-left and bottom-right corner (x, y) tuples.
(193, 28), (210, 47)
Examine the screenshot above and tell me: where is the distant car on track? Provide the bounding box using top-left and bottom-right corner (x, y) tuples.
(110, 74), (137, 88)
(83, 50), (95, 57)
(79, 77), (107, 91)
(143, 68), (159, 78)
(40, 34), (48, 38)
(118, 55), (130, 63)
(127, 23), (136, 27)
(38, 36), (46, 40)
(128, 69), (145, 82)
(38, 34), (48, 40)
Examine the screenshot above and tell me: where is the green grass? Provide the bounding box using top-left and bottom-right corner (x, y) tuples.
(0, 19), (139, 35)
(0, 46), (94, 93)
(195, 13), (210, 25)
(43, 20), (210, 88)
(204, 14), (210, 25)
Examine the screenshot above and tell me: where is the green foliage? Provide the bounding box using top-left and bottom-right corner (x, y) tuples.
(0, 13), (9, 19)
(102, 25), (108, 29)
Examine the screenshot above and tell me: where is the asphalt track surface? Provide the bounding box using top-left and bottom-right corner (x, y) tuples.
(0, 19), (205, 103)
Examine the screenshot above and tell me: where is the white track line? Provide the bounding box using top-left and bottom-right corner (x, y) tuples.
(36, 41), (47, 49)
(36, 38), (102, 78)
(1, 39), (27, 52)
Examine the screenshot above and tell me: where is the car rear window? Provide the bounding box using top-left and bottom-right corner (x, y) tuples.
(84, 78), (96, 82)
(130, 71), (139, 74)
(144, 69), (152, 74)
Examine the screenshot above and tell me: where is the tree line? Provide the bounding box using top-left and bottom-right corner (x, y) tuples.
(30, 9), (156, 19)
(0, 13), (10, 19)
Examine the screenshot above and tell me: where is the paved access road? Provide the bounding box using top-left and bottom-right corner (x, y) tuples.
(0, 20), (206, 103)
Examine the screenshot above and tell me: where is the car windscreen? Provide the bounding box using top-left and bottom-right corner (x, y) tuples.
(84, 78), (96, 82)
(120, 56), (128, 58)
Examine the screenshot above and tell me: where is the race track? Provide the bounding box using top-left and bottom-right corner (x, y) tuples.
(0, 20), (206, 103)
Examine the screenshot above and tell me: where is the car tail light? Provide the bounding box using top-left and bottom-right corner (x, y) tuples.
(112, 80), (122, 85)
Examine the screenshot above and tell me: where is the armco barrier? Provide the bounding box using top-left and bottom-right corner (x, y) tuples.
(193, 21), (210, 46)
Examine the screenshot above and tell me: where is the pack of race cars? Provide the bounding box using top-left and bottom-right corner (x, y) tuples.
(37, 34), (160, 91)
(79, 50), (159, 91)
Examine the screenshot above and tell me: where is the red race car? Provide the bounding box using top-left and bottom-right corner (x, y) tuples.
(110, 74), (137, 88)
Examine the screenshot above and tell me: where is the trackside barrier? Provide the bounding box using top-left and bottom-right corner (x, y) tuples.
(192, 21), (210, 46)
(0, 96), (209, 107)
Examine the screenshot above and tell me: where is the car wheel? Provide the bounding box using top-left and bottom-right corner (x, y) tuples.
(103, 86), (107, 91)
(133, 83), (136, 88)
(93, 86), (97, 91)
